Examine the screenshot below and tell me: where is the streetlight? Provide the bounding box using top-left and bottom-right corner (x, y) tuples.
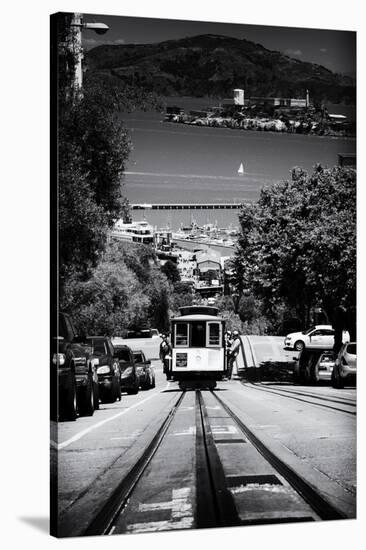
(83, 21), (109, 35)
(70, 13), (109, 89)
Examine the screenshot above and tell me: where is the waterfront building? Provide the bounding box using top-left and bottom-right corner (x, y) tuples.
(194, 249), (224, 297)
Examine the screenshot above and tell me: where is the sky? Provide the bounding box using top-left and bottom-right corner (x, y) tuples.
(82, 13), (356, 76)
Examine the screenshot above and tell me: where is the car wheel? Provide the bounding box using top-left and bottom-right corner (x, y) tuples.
(62, 375), (77, 421)
(335, 368), (344, 389)
(294, 340), (305, 352)
(116, 381), (122, 401)
(101, 386), (116, 403)
(78, 376), (94, 416)
(332, 367), (344, 389)
(331, 369), (337, 388)
(93, 382), (99, 410)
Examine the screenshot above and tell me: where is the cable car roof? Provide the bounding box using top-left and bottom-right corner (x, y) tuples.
(179, 306), (219, 316)
(171, 314), (224, 322)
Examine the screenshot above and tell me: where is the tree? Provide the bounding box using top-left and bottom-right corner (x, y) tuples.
(53, 13), (161, 295)
(61, 241), (171, 335)
(235, 165), (356, 327)
(169, 281), (195, 315)
(161, 260), (181, 283)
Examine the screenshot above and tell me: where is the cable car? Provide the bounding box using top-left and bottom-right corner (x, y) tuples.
(170, 305), (227, 389)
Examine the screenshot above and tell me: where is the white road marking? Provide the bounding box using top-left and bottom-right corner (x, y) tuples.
(126, 517), (193, 533)
(127, 487), (193, 533)
(54, 393), (158, 450)
(110, 430), (142, 440)
(231, 484), (289, 495)
(211, 425), (238, 434)
(170, 426), (196, 436)
(205, 406), (221, 410)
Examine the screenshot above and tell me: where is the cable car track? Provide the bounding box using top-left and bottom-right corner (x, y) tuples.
(241, 382), (356, 415)
(250, 383), (356, 407)
(210, 390), (347, 522)
(82, 391), (186, 536)
(74, 385), (348, 536)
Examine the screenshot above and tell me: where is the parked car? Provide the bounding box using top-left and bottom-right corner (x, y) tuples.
(51, 312), (98, 421)
(132, 350), (156, 390)
(314, 351), (336, 383)
(84, 337), (121, 403)
(113, 344), (140, 395)
(331, 342), (357, 388)
(284, 325), (349, 352)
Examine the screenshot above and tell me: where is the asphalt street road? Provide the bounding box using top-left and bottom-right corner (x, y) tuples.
(52, 339), (356, 536)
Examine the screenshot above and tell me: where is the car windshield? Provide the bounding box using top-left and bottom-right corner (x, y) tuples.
(114, 348), (131, 362)
(133, 353), (143, 363)
(347, 343), (357, 355)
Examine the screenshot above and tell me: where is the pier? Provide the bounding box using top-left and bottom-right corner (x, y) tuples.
(131, 203), (244, 210)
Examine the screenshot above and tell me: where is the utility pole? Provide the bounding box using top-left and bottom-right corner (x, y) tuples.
(69, 12), (109, 90)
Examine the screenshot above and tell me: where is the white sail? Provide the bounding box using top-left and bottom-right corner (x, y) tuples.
(238, 162), (244, 175)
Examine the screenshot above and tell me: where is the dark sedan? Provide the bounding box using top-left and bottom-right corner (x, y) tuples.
(132, 350), (155, 390)
(113, 344), (140, 395)
(84, 337), (121, 403)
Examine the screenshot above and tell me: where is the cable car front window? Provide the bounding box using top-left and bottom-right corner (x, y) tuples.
(175, 323), (188, 347)
(207, 322), (220, 346)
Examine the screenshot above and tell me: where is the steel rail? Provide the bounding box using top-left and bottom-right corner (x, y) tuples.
(83, 391), (186, 536)
(242, 382), (356, 416)
(195, 390), (241, 529)
(249, 382), (356, 407)
(211, 390), (347, 521)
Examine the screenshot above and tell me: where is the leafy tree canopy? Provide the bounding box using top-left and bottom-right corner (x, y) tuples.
(235, 165), (356, 326)
(161, 260), (181, 283)
(55, 13), (162, 292)
(61, 241), (171, 335)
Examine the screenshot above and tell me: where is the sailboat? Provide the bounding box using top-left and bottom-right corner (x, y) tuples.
(238, 162), (244, 175)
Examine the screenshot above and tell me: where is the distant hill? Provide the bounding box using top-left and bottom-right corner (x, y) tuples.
(85, 34), (355, 104)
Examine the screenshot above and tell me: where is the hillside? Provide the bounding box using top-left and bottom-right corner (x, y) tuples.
(85, 34), (355, 104)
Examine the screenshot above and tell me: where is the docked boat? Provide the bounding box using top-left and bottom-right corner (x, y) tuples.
(110, 219), (154, 244)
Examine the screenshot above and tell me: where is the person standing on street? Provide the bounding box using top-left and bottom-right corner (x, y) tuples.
(224, 330), (233, 349)
(160, 333), (172, 380)
(228, 330), (241, 379)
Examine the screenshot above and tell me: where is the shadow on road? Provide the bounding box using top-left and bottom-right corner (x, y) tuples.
(239, 361), (295, 383)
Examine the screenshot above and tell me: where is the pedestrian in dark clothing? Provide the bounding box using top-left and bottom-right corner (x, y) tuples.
(160, 334), (172, 380)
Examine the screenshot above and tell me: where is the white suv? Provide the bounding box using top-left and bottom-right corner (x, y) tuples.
(284, 325), (349, 352)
